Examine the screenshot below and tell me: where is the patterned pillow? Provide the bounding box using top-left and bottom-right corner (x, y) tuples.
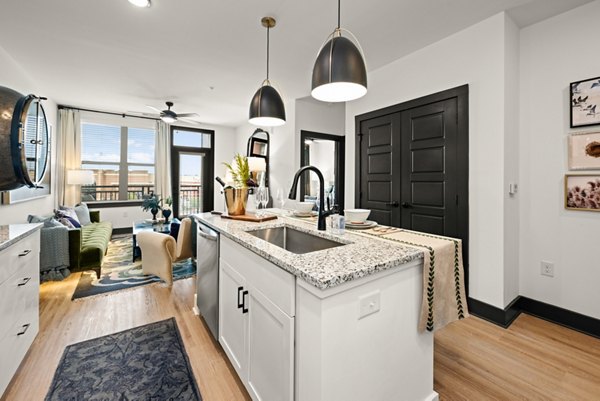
(57, 217), (76, 229)
(55, 210), (82, 228)
(74, 203), (92, 226)
(28, 214), (54, 224)
(58, 206), (82, 225)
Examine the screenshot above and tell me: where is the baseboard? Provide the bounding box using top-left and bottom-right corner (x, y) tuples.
(517, 297), (600, 339)
(112, 227), (133, 235)
(468, 296), (600, 339)
(468, 296), (521, 328)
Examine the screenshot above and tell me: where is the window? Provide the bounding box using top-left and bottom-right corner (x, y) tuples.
(81, 122), (155, 202)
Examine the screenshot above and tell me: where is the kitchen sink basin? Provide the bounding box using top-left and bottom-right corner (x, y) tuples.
(247, 226), (345, 254)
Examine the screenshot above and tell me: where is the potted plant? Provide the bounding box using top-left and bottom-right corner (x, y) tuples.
(141, 193), (162, 221)
(161, 196), (173, 222)
(222, 154), (253, 215)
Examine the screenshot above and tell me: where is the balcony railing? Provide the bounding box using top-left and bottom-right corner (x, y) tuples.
(82, 185), (155, 202)
(179, 185), (203, 216)
(82, 184), (204, 216)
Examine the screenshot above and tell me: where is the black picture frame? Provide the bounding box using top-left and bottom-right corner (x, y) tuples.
(570, 76), (600, 128)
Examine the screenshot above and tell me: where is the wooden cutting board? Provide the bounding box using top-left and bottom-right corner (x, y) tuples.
(221, 214), (278, 223)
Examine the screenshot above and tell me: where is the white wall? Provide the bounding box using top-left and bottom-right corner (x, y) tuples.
(0, 45), (58, 225)
(345, 13), (515, 308)
(519, 1), (600, 319)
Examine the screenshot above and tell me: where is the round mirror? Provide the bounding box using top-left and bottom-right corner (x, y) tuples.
(0, 87), (49, 191)
(19, 96), (49, 186)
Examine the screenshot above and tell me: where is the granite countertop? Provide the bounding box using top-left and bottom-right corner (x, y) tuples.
(193, 211), (423, 290)
(0, 223), (43, 252)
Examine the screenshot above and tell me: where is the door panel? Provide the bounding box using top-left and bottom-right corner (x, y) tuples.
(218, 259), (247, 381)
(247, 287), (294, 401)
(358, 114), (401, 227)
(356, 85), (469, 291)
(401, 98), (458, 237)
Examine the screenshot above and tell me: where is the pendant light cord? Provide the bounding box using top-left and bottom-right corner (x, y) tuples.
(266, 25), (270, 80)
(337, 0), (341, 29)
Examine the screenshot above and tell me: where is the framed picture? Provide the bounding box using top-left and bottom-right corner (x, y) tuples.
(570, 76), (600, 128)
(568, 131), (600, 170)
(565, 174), (600, 211)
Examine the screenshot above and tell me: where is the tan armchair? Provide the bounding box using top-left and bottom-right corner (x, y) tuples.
(136, 217), (194, 286)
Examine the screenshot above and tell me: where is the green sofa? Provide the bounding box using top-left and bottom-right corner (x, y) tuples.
(67, 210), (113, 279)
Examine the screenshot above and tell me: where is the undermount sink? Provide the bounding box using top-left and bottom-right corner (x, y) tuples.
(247, 226), (345, 254)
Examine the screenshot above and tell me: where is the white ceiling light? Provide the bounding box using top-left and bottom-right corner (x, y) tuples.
(128, 0), (151, 8)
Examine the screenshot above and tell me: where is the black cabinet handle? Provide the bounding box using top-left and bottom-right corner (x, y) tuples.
(386, 201), (399, 207)
(401, 202), (413, 208)
(17, 277), (31, 287)
(237, 286), (244, 309)
(242, 290), (249, 314)
(18, 249), (32, 257)
(17, 324), (30, 336)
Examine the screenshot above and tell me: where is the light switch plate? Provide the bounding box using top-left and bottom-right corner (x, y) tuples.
(358, 291), (381, 319)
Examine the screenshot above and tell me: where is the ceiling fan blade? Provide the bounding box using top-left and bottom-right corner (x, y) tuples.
(176, 113), (200, 118)
(179, 117), (203, 125)
(146, 105), (163, 113)
(127, 111), (160, 118)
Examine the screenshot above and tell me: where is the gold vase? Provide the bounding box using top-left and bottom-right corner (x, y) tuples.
(224, 187), (249, 216)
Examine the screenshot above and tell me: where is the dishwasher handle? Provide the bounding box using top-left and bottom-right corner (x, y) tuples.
(197, 225), (218, 241)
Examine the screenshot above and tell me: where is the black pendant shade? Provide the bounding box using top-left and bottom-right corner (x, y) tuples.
(249, 16), (286, 127)
(311, 35), (367, 102)
(249, 83), (286, 127)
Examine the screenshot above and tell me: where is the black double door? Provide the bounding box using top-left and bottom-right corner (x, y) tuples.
(356, 85), (468, 244)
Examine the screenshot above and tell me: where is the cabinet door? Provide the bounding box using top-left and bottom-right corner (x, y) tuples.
(219, 259), (248, 380)
(246, 286), (294, 401)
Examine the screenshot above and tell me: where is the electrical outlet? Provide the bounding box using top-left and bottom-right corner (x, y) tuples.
(541, 261), (554, 277)
(358, 291), (380, 319)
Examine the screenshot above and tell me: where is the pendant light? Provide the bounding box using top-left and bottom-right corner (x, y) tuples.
(249, 17), (286, 127)
(311, 0), (367, 102)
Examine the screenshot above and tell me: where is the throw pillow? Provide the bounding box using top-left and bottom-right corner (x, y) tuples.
(55, 210), (82, 228)
(74, 203), (92, 226)
(57, 217), (76, 229)
(28, 214), (54, 224)
(58, 206), (82, 226)
(44, 218), (64, 228)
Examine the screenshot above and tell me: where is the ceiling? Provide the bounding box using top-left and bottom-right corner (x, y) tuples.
(0, 0), (593, 127)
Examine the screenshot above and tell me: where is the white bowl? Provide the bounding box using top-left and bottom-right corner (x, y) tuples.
(345, 209), (371, 223)
(295, 201), (315, 213)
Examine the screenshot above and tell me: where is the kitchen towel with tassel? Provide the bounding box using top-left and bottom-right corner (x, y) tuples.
(362, 228), (469, 332)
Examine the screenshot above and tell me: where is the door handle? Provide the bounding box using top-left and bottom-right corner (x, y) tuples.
(242, 290), (249, 314)
(17, 324), (30, 336)
(18, 249), (32, 257)
(386, 201), (399, 207)
(401, 202), (413, 208)
(237, 286), (244, 309)
(17, 277), (31, 287)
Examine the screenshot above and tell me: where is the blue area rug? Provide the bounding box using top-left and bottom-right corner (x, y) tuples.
(45, 318), (202, 401)
(72, 235), (196, 300)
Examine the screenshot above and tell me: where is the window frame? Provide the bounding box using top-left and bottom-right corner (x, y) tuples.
(80, 119), (156, 207)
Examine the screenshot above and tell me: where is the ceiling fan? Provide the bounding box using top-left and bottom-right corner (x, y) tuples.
(140, 101), (200, 124)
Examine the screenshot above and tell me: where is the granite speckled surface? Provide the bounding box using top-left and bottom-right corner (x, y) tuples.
(194, 211), (423, 290)
(0, 223), (43, 252)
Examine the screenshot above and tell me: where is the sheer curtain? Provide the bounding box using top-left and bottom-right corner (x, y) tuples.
(56, 109), (81, 206)
(154, 121), (172, 200)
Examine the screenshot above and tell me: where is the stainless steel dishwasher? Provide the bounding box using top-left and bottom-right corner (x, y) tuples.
(196, 221), (219, 340)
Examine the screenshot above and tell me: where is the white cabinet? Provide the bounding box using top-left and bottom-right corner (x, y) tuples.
(0, 229), (40, 398)
(219, 237), (295, 401)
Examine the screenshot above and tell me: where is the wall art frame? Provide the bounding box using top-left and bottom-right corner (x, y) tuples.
(564, 174), (600, 212)
(568, 131), (600, 170)
(570, 76), (600, 128)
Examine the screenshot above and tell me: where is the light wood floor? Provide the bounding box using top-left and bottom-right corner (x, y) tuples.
(3, 273), (600, 401)
(435, 313), (600, 400)
(2, 273), (251, 401)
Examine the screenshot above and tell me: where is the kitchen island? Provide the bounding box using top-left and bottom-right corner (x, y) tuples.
(194, 211), (438, 401)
